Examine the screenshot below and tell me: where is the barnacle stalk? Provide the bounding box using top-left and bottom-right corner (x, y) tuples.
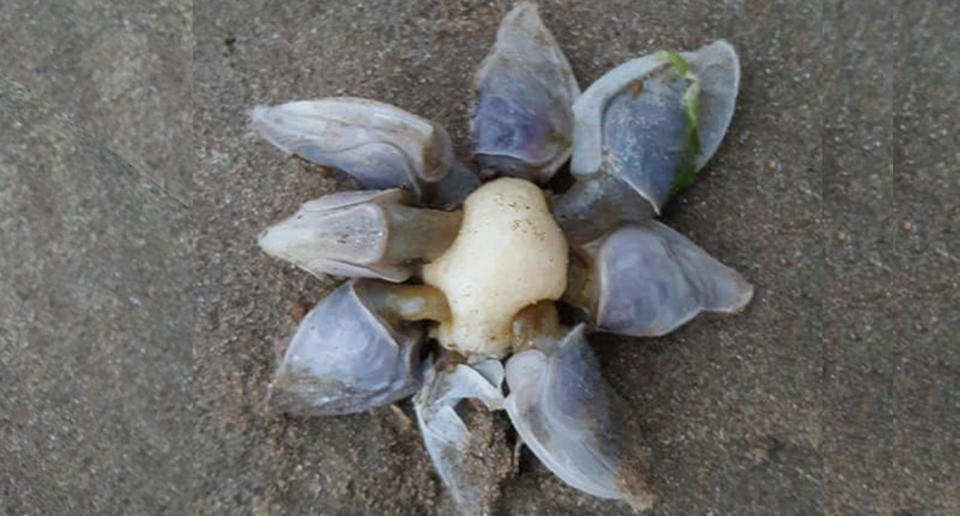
(510, 301), (563, 351)
(550, 172), (653, 244)
(356, 281), (451, 327)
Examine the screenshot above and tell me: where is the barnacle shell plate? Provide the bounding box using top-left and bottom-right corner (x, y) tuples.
(251, 98), (454, 199)
(471, 2), (580, 183)
(269, 280), (422, 415)
(504, 325), (654, 509)
(590, 222), (754, 337)
(570, 41), (740, 213)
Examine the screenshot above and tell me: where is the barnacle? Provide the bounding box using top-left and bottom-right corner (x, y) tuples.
(249, 3), (751, 513)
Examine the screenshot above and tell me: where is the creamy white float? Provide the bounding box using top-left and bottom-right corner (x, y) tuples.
(423, 177), (568, 358)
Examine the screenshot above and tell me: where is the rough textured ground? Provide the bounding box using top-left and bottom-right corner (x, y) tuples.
(1, 1), (957, 515)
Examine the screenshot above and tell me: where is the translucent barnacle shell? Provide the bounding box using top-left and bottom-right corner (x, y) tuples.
(414, 359), (506, 513)
(470, 2), (580, 183)
(269, 280), (425, 415)
(568, 222), (754, 337)
(251, 98), (455, 200)
(504, 325), (654, 509)
(571, 41), (739, 213)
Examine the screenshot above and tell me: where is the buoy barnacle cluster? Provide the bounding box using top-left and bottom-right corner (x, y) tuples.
(249, 3), (752, 513)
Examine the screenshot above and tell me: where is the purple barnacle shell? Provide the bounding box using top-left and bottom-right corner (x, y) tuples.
(504, 324), (654, 510)
(571, 41), (740, 214)
(470, 2), (580, 183)
(250, 98), (456, 201)
(573, 221), (753, 337)
(268, 279), (425, 416)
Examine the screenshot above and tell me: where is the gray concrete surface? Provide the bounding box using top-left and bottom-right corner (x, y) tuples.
(0, 78), (193, 514)
(0, 1), (192, 202)
(2, 0), (958, 515)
